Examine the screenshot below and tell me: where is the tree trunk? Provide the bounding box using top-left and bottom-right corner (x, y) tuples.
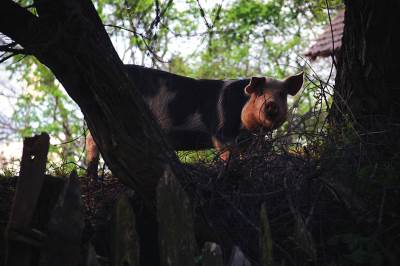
(333, 0), (400, 163)
(0, 0), (182, 209)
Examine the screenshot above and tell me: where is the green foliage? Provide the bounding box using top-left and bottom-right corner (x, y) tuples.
(190, 0), (341, 79)
(47, 161), (87, 177)
(177, 149), (216, 164)
(0, 165), (18, 178)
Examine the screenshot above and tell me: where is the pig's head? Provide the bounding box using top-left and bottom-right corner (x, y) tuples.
(241, 72), (303, 131)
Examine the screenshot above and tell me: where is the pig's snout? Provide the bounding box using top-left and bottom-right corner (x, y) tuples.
(265, 101), (279, 119)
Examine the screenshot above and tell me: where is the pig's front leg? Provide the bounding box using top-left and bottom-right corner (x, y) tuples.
(212, 136), (230, 161)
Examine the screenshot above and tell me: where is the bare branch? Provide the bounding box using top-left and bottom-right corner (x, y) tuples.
(196, 0), (212, 29)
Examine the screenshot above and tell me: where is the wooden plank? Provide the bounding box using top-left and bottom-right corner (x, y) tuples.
(8, 133), (50, 229)
(40, 171), (84, 266)
(228, 246), (251, 266)
(202, 242), (223, 266)
(111, 193), (140, 266)
(157, 166), (196, 266)
(85, 243), (100, 266)
(5, 133), (50, 266)
(260, 203), (273, 266)
(36, 175), (67, 232)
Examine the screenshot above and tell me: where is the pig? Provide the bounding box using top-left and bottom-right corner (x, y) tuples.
(124, 65), (303, 159)
(85, 66), (303, 170)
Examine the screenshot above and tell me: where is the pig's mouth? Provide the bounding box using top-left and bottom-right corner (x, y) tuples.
(264, 104), (286, 130)
(257, 118), (274, 131)
(262, 117), (285, 131)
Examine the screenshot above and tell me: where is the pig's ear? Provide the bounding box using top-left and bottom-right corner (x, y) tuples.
(244, 77), (266, 95)
(283, 71), (304, 96)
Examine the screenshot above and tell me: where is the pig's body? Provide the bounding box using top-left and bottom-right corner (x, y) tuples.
(125, 65), (303, 154)
(126, 64), (251, 150)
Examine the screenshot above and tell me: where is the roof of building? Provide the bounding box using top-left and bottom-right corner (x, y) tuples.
(305, 10), (344, 60)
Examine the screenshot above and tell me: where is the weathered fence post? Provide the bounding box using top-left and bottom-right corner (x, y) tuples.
(39, 171), (85, 266)
(111, 193), (140, 266)
(202, 242), (223, 266)
(157, 166), (196, 266)
(228, 246), (251, 266)
(4, 133), (50, 266)
(260, 203), (273, 266)
(85, 243), (101, 266)
(284, 179), (316, 261)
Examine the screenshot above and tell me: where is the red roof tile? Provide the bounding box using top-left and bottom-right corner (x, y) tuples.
(305, 10), (344, 60)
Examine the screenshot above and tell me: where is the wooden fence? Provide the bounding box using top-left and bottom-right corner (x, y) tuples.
(3, 133), (273, 266)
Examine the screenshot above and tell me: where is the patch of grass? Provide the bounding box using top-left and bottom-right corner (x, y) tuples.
(0, 165), (19, 178)
(177, 149), (217, 164)
(47, 160), (87, 177)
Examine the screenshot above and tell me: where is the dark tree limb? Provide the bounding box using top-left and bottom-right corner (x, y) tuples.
(0, 1), (41, 47)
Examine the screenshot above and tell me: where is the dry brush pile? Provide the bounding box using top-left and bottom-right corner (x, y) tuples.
(179, 73), (400, 265)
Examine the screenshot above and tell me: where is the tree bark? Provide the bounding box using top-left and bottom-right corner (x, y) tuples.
(0, 0), (183, 209)
(333, 0), (400, 162)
